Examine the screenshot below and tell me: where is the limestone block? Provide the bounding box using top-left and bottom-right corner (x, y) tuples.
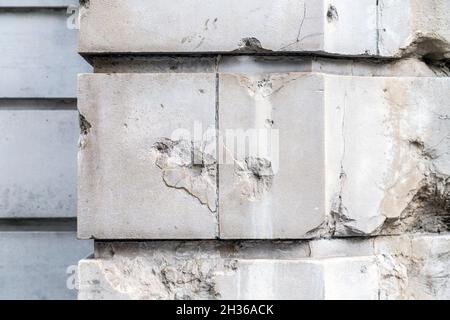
(0, 232), (92, 300)
(218, 73), (326, 238)
(0, 9), (91, 98)
(0, 100), (78, 218)
(78, 234), (450, 299)
(407, 234), (450, 299)
(77, 73), (218, 239)
(325, 76), (450, 236)
(78, 241), (379, 300)
(78, 0), (449, 58)
(78, 0), (323, 54)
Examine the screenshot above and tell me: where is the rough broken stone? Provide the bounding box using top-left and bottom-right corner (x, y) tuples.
(77, 73), (218, 239)
(93, 55), (450, 78)
(78, 241), (376, 300)
(152, 138), (217, 212)
(78, 233), (450, 299)
(325, 75), (450, 236)
(78, 0), (449, 58)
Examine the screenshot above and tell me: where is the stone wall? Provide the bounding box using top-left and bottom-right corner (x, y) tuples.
(0, 1), (92, 299)
(77, 0), (450, 299)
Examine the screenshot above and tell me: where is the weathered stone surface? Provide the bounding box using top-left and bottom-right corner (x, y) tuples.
(218, 73), (325, 238)
(0, 9), (91, 98)
(78, 234), (450, 299)
(0, 232), (92, 300)
(78, 0), (323, 54)
(78, 73), (450, 239)
(74, 0), (450, 301)
(0, 100), (78, 218)
(325, 76), (450, 236)
(77, 73), (218, 239)
(78, 241), (378, 300)
(78, 0), (449, 58)
(93, 55), (449, 78)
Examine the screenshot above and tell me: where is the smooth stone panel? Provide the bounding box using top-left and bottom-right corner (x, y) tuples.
(0, 100), (78, 218)
(0, 232), (92, 300)
(0, 9), (91, 98)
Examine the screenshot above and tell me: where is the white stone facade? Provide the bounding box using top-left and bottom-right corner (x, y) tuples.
(77, 0), (450, 299)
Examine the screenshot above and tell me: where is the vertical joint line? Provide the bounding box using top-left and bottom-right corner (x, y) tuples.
(215, 71), (220, 239)
(376, 0), (381, 56)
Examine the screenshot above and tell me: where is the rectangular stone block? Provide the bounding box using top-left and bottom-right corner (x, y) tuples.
(0, 100), (78, 218)
(0, 9), (91, 98)
(78, 73), (218, 239)
(78, 234), (450, 299)
(78, 0), (324, 54)
(218, 73), (325, 238)
(0, 232), (92, 300)
(78, 0), (450, 58)
(325, 76), (450, 236)
(78, 241), (380, 300)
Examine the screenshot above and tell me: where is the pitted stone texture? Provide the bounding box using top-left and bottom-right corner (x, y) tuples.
(0, 100), (78, 218)
(94, 56), (448, 78)
(218, 73), (325, 238)
(77, 73), (217, 239)
(325, 76), (450, 236)
(0, 9), (91, 98)
(78, 234), (450, 299)
(78, 0), (449, 58)
(78, 0), (323, 54)
(78, 241), (379, 300)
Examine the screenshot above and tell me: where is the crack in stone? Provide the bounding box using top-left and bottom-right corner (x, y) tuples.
(151, 138), (217, 212)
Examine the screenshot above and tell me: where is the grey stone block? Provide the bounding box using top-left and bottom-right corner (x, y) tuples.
(78, 0), (450, 58)
(0, 231), (92, 300)
(0, 100), (78, 218)
(0, 9), (91, 98)
(218, 73), (326, 238)
(77, 240), (381, 300)
(78, 73), (218, 239)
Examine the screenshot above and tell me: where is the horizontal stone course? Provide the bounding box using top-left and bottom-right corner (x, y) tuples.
(78, 233), (450, 299)
(78, 0), (449, 58)
(78, 72), (450, 239)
